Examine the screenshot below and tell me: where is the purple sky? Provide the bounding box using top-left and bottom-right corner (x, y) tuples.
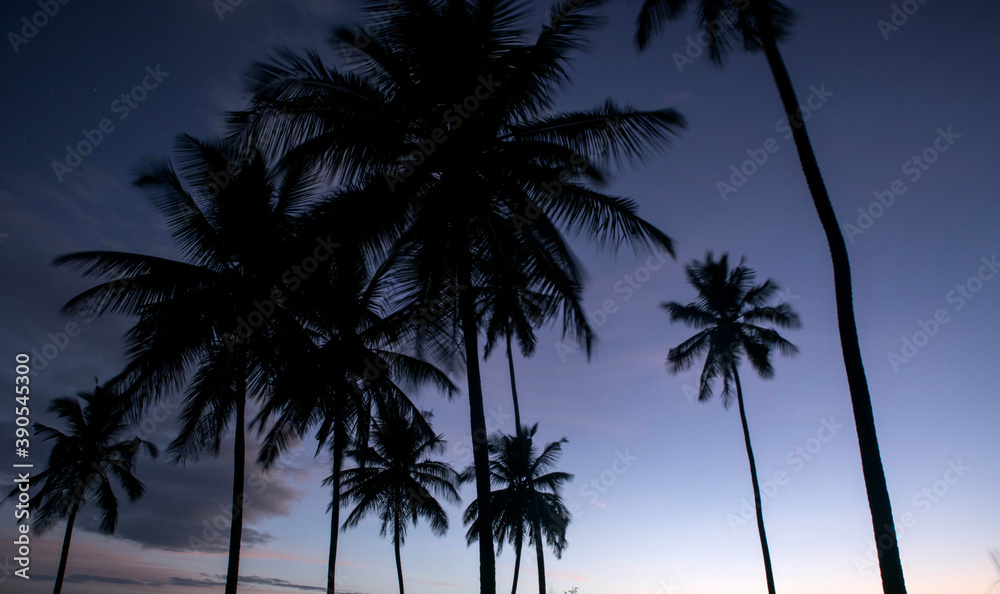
(1, 1), (999, 593)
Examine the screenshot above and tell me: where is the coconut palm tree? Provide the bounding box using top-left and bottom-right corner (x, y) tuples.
(463, 425), (573, 594)
(252, 234), (458, 594)
(54, 134), (321, 594)
(662, 252), (799, 594)
(339, 402), (460, 594)
(635, 3), (906, 592)
(232, 4), (682, 590)
(6, 383), (157, 594)
(478, 237), (594, 434)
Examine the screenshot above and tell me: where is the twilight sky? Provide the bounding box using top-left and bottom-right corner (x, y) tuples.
(1, 1), (999, 593)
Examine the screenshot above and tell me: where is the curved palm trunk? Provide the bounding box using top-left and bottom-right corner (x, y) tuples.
(505, 333), (523, 434)
(511, 531), (523, 594)
(760, 35), (907, 594)
(225, 368), (247, 594)
(458, 264), (497, 594)
(733, 369), (776, 594)
(394, 516), (405, 594)
(532, 517), (546, 594)
(52, 502), (79, 594)
(327, 423), (346, 594)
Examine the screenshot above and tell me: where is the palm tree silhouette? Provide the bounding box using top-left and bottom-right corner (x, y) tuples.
(232, 3), (682, 590)
(635, 3), (907, 592)
(253, 235), (457, 594)
(463, 425), (573, 594)
(54, 134), (318, 594)
(478, 237), (594, 434)
(340, 403), (460, 594)
(6, 383), (157, 594)
(662, 253), (799, 594)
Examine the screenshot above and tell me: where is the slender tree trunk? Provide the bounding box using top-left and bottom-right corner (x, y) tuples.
(52, 502), (79, 594)
(733, 369), (777, 594)
(761, 35), (907, 594)
(327, 422), (346, 594)
(225, 367), (247, 594)
(458, 264), (497, 594)
(511, 532), (522, 594)
(532, 518), (546, 594)
(394, 516), (405, 594)
(505, 333), (523, 435)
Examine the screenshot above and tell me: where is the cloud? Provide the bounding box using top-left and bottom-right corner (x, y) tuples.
(34, 572), (344, 593)
(87, 435), (314, 554)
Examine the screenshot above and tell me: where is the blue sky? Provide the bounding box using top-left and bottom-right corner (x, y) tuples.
(1, 1), (999, 593)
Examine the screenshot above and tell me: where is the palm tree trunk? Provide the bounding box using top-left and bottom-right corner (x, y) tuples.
(327, 424), (346, 594)
(458, 263), (497, 594)
(394, 516), (405, 594)
(511, 532), (522, 594)
(532, 518), (546, 594)
(760, 35), (907, 594)
(225, 366), (247, 594)
(505, 333), (523, 435)
(733, 369), (777, 594)
(52, 502), (79, 594)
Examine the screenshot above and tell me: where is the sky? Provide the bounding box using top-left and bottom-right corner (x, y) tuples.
(1, 0), (998, 593)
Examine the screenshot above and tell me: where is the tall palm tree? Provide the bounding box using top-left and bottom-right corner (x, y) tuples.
(635, 3), (907, 592)
(253, 233), (458, 594)
(478, 238), (594, 434)
(662, 253), (799, 594)
(232, 4), (683, 590)
(54, 134), (319, 594)
(6, 384), (157, 594)
(340, 402), (460, 594)
(463, 425), (573, 594)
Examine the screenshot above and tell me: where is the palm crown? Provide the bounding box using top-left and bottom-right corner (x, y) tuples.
(15, 384), (157, 534)
(663, 252), (800, 406)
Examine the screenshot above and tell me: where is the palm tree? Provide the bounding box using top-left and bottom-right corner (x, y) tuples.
(6, 383), (157, 594)
(662, 253), (799, 594)
(463, 425), (573, 594)
(478, 239), (594, 434)
(339, 402), (460, 594)
(635, 3), (907, 592)
(232, 4), (683, 590)
(54, 134), (320, 594)
(253, 234), (458, 594)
